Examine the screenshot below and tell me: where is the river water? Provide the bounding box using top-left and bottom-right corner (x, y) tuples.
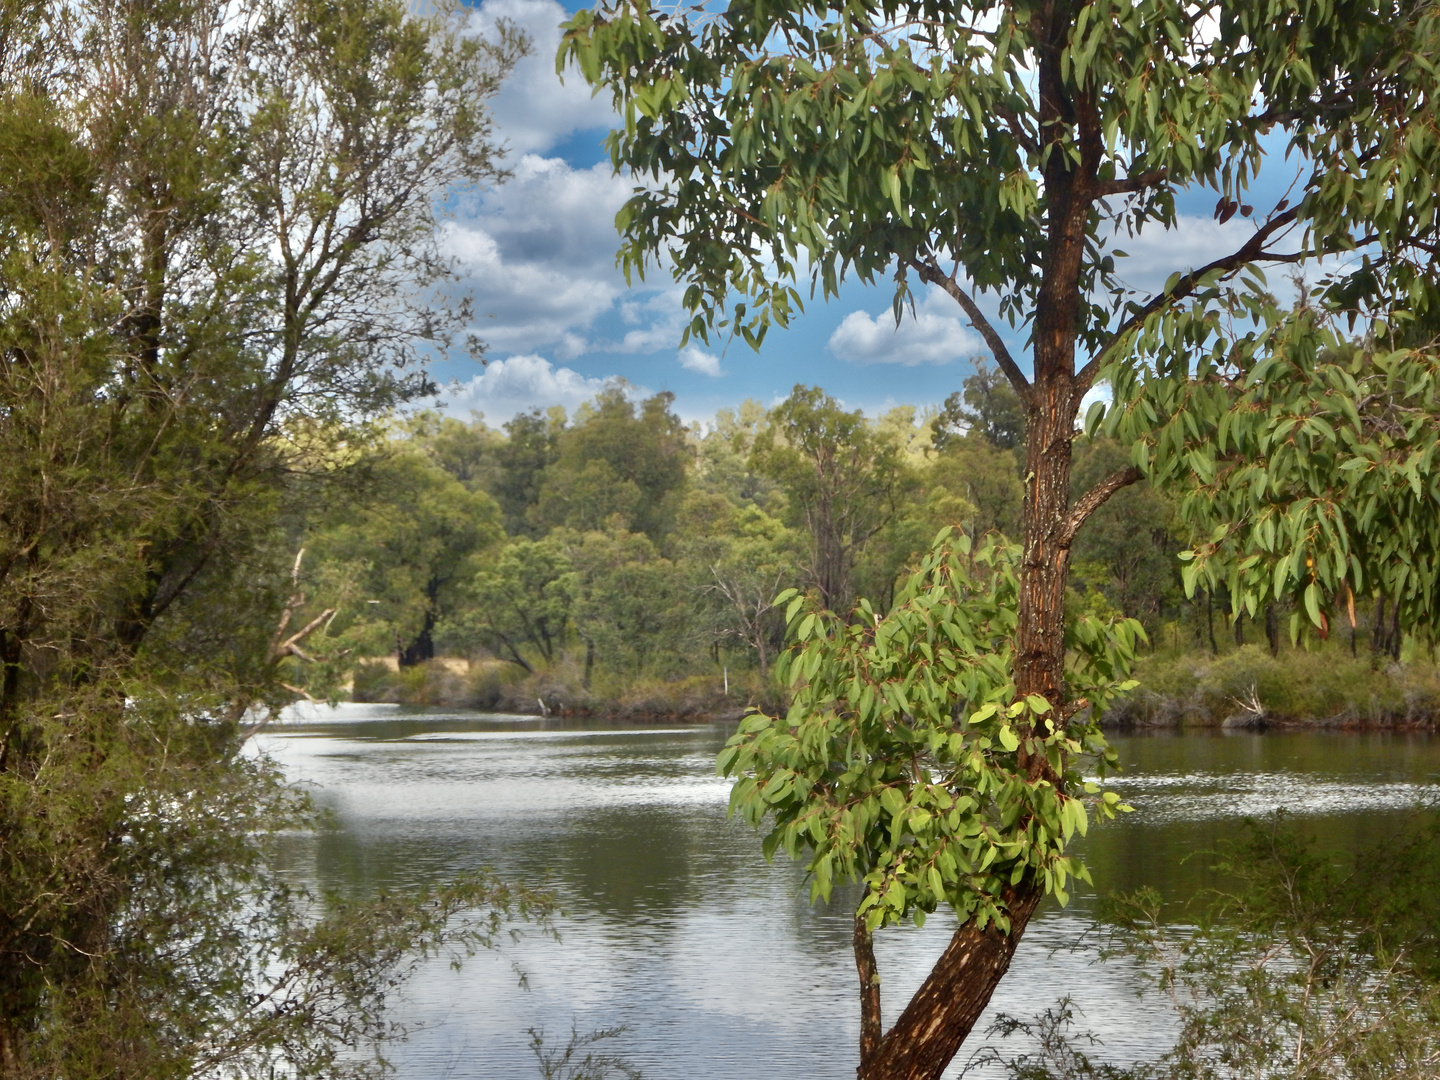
(256, 706), (1440, 1079)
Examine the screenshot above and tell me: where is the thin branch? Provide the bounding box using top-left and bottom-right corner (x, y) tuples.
(277, 609), (335, 657)
(992, 100), (1039, 156)
(910, 257), (1032, 401)
(1061, 465), (1143, 548)
(1076, 208), (1303, 391)
(1095, 168), (1169, 197)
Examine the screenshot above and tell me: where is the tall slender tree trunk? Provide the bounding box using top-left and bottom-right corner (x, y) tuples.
(855, 918), (881, 1074)
(857, 27), (1111, 1069)
(1013, 386), (1078, 720)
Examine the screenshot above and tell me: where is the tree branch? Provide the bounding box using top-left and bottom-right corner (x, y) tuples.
(1076, 208), (1303, 391)
(992, 100), (1039, 156)
(1061, 465), (1143, 548)
(910, 257), (1032, 401)
(1095, 168), (1169, 197)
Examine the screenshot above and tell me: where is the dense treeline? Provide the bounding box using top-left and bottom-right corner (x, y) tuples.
(293, 369), (1191, 711)
(298, 367), (1440, 720)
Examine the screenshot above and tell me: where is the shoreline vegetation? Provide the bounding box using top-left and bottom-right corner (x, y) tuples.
(345, 642), (1440, 731)
(294, 371), (1440, 736)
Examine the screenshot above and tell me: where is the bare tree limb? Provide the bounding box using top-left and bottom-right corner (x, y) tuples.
(910, 257), (1032, 401)
(1060, 465), (1143, 548)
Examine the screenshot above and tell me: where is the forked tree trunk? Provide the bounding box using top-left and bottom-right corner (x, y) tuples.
(858, 885), (1045, 1080)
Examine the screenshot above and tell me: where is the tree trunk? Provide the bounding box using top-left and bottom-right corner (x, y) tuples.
(857, 381), (1083, 1080)
(398, 611), (436, 667)
(860, 885), (1044, 1080)
(1266, 604), (1280, 657)
(1013, 391), (1077, 722)
(855, 918), (881, 1075)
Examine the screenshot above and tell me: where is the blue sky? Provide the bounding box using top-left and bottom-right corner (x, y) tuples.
(431, 0), (1324, 425)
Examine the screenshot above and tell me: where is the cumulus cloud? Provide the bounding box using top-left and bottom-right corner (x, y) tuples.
(678, 345), (723, 377)
(468, 0), (618, 157)
(442, 354), (638, 421)
(444, 156), (637, 355)
(828, 288), (984, 366)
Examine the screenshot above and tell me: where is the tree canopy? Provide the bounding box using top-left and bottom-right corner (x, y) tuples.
(562, 0), (1440, 1074)
(0, 0), (526, 1071)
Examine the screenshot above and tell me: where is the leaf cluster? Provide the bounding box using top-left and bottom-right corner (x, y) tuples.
(718, 529), (1142, 932)
(1099, 298), (1440, 642)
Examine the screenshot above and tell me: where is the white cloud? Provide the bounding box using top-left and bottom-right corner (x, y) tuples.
(444, 156), (637, 355)
(828, 287), (984, 366)
(442, 354), (637, 421)
(678, 345), (723, 377)
(469, 0), (618, 157)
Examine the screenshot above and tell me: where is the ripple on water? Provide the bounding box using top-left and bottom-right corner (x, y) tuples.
(252, 711), (1440, 1079)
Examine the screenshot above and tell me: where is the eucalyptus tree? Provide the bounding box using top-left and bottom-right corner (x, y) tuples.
(751, 385), (913, 613)
(562, 0), (1440, 1075)
(0, 0), (526, 1071)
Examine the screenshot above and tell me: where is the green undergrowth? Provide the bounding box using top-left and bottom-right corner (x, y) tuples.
(1110, 644), (1440, 728)
(349, 656), (770, 719)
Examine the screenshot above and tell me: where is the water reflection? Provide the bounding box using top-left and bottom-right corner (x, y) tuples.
(256, 710), (1440, 1080)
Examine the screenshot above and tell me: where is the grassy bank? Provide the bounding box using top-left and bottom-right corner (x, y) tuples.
(1108, 643), (1440, 729)
(350, 655), (772, 722)
(344, 642), (1440, 732)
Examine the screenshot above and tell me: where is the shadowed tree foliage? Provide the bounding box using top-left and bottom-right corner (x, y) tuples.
(0, 0), (526, 1071)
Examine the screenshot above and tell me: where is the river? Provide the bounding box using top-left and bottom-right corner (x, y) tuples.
(255, 706), (1440, 1079)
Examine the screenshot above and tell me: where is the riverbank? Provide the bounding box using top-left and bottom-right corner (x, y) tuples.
(349, 656), (763, 723)
(343, 645), (1440, 730)
(1106, 644), (1440, 730)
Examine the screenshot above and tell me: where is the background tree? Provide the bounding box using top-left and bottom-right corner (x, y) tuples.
(751, 386), (913, 614)
(1069, 438), (1182, 633)
(696, 505), (807, 678)
(443, 536), (577, 672)
(932, 361), (1028, 454)
(306, 445), (504, 667)
(562, 0), (1440, 1074)
(533, 388), (692, 540)
(564, 526), (690, 677)
(493, 407), (565, 536)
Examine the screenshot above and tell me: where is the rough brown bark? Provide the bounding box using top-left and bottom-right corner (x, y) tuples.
(855, 917), (882, 1075)
(1014, 379), (1082, 733)
(859, 885), (1044, 1080)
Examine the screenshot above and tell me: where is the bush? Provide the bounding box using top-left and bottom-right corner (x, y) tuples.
(1107, 645), (1440, 728)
